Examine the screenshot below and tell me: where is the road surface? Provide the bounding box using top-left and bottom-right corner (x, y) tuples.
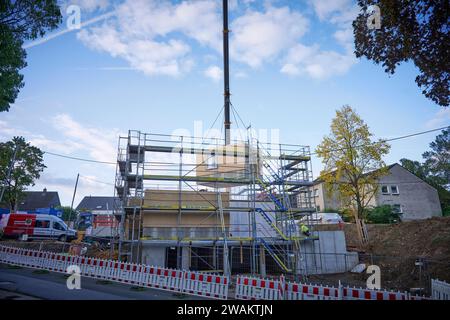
(0, 263), (205, 300)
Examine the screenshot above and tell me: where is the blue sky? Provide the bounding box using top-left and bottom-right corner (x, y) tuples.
(1, 0), (449, 205)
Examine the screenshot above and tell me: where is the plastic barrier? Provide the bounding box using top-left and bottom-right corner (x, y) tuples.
(342, 286), (407, 300)
(234, 274), (432, 301)
(432, 279), (450, 300)
(285, 281), (340, 300)
(235, 276), (283, 300)
(0, 245), (229, 300)
(183, 271), (229, 299)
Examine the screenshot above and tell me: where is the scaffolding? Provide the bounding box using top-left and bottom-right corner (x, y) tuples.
(112, 130), (319, 277)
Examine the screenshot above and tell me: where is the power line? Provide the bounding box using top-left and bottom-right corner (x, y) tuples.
(41, 125), (449, 165)
(310, 126), (449, 156)
(43, 150), (116, 165)
(79, 175), (115, 186)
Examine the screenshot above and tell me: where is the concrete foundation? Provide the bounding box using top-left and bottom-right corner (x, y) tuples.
(298, 230), (359, 274)
(141, 246), (166, 267)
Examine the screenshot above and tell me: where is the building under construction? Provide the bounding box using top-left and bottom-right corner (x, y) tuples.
(112, 131), (324, 277)
(110, 0), (359, 278)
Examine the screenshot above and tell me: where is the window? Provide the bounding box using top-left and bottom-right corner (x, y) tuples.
(314, 189), (319, 197)
(392, 204), (402, 213)
(53, 222), (65, 231)
(207, 155), (218, 170)
(35, 220), (50, 228)
(391, 185), (399, 195)
(381, 185), (389, 194)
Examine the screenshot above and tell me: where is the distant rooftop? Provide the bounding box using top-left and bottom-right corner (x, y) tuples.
(76, 196), (118, 211)
(9, 188), (61, 211)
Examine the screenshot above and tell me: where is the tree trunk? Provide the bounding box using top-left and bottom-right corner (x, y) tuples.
(354, 203), (369, 246)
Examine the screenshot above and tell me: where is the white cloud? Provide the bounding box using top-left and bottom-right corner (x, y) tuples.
(0, 115), (119, 205)
(204, 65), (223, 82)
(230, 6), (309, 68)
(310, 0), (353, 21)
(73, 0), (357, 80)
(279, 1), (358, 79)
(77, 0), (221, 77)
(281, 43), (357, 79)
(51, 114), (119, 164)
(426, 108), (450, 129)
(67, 0), (110, 12)
(235, 71), (248, 78)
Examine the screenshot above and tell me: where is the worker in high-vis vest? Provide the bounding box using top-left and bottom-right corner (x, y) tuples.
(300, 224), (310, 237)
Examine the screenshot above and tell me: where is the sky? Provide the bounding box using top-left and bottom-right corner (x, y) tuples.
(1, 0), (449, 206)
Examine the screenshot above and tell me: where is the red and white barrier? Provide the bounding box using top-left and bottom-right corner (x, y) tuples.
(183, 271), (229, 299)
(342, 286), (407, 300)
(0, 245), (229, 300)
(235, 276), (283, 300)
(0, 245), (433, 301)
(234, 274), (432, 301)
(285, 282), (340, 300)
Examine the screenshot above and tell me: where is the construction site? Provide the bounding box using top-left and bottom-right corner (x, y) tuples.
(110, 130), (345, 277)
(106, 0), (358, 280)
(0, 0), (449, 303)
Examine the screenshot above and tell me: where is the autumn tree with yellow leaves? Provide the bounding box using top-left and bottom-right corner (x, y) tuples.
(316, 106), (391, 243)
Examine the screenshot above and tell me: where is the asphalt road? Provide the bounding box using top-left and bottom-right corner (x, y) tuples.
(0, 263), (206, 300)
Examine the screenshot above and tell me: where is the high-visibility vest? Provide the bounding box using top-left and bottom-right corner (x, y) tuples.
(301, 224), (309, 234)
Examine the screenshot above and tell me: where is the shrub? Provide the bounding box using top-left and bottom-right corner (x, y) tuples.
(364, 205), (402, 224)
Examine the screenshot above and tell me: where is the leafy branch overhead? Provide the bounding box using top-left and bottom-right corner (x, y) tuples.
(0, 0), (62, 112)
(353, 0), (449, 106)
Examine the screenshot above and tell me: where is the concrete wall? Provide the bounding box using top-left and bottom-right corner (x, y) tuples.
(375, 164), (442, 220)
(297, 230), (359, 275)
(229, 201), (277, 238)
(141, 245), (166, 267)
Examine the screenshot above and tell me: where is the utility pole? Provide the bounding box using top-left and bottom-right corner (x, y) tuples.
(68, 173), (80, 224)
(223, 0), (231, 145)
(0, 145), (19, 205)
(62, 173), (79, 252)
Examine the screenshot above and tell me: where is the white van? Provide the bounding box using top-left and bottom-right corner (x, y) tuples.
(299, 213), (344, 225)
(33, 214), (77, 241)
(4, 213), (77, 242)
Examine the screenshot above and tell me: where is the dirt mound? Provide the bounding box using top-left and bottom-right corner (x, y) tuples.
(342, 217), (450, 291)
(343, 217), (450, 258)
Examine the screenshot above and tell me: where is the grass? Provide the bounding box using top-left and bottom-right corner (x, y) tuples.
(7, 265), (22, 269)
(172, 292), (188, 299)
(96, 280), (113, 285)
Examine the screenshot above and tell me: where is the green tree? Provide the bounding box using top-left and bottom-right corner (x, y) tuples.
(353, 1), (449, 106)
(0, 0), (62, 112)
(56, 206), (78, 222)
(400, 129), (450, 216)
(0, 136), (46, 210)
(316, 106), (391, 241)
(423, 129), (449, 187)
